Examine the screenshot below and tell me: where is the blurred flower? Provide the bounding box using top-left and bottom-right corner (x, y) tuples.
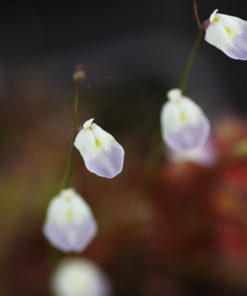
(203, 9), (247, 60)
(74, 118), (124, 178)
(51, 257), (111, 296)
(160, 89), (210, 152)
(167, 139), (217, 167)
(43, 188), (97, 253)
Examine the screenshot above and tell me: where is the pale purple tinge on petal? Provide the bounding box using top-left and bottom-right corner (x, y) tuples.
(86, 146), (124, 178)
(160, 89), (210, 152)
(167, 140), (218, 167)
(43, 218), (97, 253)
(43, 188), (97, 253)
(229, 25), (247, 60)
(51, 257), (112, 296)
(164, 120), (210, 152)
(74, 119), (124, 178)
(204, 10), (247, 60)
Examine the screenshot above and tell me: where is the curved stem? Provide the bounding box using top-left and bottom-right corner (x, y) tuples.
(60, 82), (79, 189)
(138, 1), (204, 197)
(178, 30), (202, 93)
(193, 0), (202, 29)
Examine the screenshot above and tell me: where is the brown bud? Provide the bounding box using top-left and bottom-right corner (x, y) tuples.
(73, 64), (86, 83)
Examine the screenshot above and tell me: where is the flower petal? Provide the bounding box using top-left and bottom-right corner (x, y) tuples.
(204, 10), (247, 60)
(161, 90), (210, 152)
(167, 140), (218, 167)
(51, 257), (111, 296)
(43, 188), (97, 253)
(74, 120), (124, 178)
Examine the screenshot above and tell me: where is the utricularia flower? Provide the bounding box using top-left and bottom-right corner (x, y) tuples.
(204, 9), (247, 60)
(160, 89), (210, 152)
(51, 257), (111, 296)
(43, 188), (97, 253)
(74, 118), (124, 178)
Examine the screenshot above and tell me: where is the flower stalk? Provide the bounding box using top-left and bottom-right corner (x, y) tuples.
(60, 80), (80, 189)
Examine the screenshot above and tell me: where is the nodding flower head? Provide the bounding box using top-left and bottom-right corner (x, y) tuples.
(204, 9), (247, 60)
(43, 188), (97, 253)
(74, 119), (124, 178)
(160, 89), (210, 152)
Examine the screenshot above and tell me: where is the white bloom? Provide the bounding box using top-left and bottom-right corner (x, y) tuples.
(43, 188), (97, 253)
(160, 89), (210, 152)
(167, 140), (217, 167)
(74, 119), (124, 178)
(51, 257), (111, 296)
(204, 9), (247, 60)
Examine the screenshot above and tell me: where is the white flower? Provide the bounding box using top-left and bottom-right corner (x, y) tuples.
(74, 119), (124, 178)
(160, 89), (210, 152)
(43, 188), (97, 253)
(204, 9), (247, 60)
(167, 140), (217, 167)
(51, 257), (111, 296)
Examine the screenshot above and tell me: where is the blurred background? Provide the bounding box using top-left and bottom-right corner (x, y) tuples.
(0, 0), (247, 295)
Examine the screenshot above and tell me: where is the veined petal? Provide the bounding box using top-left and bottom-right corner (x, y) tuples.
(204, 10), (247, 60)
(43, 188), (97, 253)
(51, 257), (111, 296)
(160, 89), (210, 152)
(74, 119), (124, 178)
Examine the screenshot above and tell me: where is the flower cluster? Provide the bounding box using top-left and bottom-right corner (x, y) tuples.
(43, 68), (124, 295)
(160, 8), (247, 162)
(42, 4), (247, 296)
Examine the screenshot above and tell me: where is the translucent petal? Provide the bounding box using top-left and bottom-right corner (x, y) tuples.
(161, 91), (210, 152)
(43, 188), (97, 253)
(51, 257), (111, 296)
(205, 10), (247, 60)
(74, 120), (124, 178)
(167, 140), (217, 167)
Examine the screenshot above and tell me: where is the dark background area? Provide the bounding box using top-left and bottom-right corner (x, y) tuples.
(0, 1), (247, 295)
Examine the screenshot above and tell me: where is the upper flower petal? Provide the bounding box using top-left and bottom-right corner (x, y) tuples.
(43, 188), (97, 253)
(161, 89), (210, 152)
(74, 120), (124, 178)
(204, 10), (247, 60)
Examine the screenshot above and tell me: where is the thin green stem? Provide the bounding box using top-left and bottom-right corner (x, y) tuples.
(178, 30), (202, 93)
(178, 0), (204, 93)
(60, 82), (79, 189)
(193, 0), (202, 29)
(139, 0), (204, 195)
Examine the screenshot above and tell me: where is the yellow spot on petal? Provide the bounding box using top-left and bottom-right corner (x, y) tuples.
(224, 27), (232, 35)
(66, 209), (73, 220)
(175, 99), (181, 105)
(179, 112), (186, 122)
(65, 196), (71, 202)
(95, 137), (101, 147)
(214, 17), (219, 22)
(88, 126), (93, 131)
